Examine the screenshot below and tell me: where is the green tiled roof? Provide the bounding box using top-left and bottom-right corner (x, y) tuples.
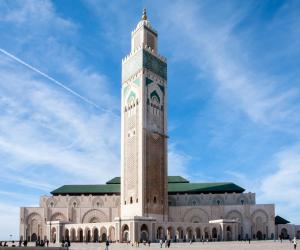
(51, 176), (244, 195)
(51, 184), (120, 195)
(168, 182), (244, 194)
(275, 215), (290, 225)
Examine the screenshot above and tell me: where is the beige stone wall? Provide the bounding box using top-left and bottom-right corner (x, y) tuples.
(168, 192), (255, 206)
(168, 203), (275, 239)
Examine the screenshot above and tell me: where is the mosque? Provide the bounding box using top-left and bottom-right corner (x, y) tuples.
(19, 10), (300, 243)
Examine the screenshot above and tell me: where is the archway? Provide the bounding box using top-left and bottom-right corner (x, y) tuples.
(281, 228), (288, 239)
(100, 227), (107, 242)
(256, 231), (262, 240)
(85, 228), (91, 242)
(31, 233), (37, 242)
(157, 226), (165, 240)
(77, 228), (83, 242)
(176, 227), (184, 240)
(93, 228), (99, 242)
(122, 224), (129, 242)
(186, 227), (193, 240)
(140, 224), (149, 241)
(226, 226), (232, 241)
(26, 213), (43, 242)
(195, 228), (201, 239)
(50, 212), (67, 222)
(109, 226), (115, 241)
(167, 227), (174, 240)
(65, 229), (69, 241)
(212, 227), (217, 239)
(70, 228), (76, 242)
(51, 227), (56, 243)
(204, 227), (210, 239)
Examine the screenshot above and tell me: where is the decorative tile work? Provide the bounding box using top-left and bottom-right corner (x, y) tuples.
(143, 50), (167, 80)
(150, 90), (160, 103)
(122, 49), (167, 82)
(146, 77), (153, 85)
(158, 84), (165, 94)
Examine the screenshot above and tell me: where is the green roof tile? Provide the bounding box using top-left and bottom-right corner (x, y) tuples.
(51, 176), (244, 195)
(275, 215), (290, 225)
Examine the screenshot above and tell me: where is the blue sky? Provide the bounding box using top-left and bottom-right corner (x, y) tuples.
(0, 0), (300, 240)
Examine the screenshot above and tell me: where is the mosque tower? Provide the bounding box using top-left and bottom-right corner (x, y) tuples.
(120, 9), (168, 224)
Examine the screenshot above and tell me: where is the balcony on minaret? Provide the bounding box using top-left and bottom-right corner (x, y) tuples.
(131, 9), (158, 54)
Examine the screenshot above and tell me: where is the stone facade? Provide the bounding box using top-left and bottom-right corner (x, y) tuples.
(19, 9), (299, 244)
(20, 191), (277, 242)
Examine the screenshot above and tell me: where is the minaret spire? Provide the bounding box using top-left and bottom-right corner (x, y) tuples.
(142, 8), (147, 20)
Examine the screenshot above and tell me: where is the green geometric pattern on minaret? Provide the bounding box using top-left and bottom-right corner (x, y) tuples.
(158, 84), (165, 94)
(143, 50), (167, 80)
(133, 78), (140, 86)
(150, 90), (160, 103)
(127, 91), (136, 103)
(146, 77), (153, 85)
(122, 49), (167, 82)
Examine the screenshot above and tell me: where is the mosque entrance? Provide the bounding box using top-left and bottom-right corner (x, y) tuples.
(226, 226), (232, 241)
(281, 228), (288, 239)
(256, 231), (262, 240)
(122, 224), (129, 242)
(31, 233), (37, 242)
(140, 224), (149, 241)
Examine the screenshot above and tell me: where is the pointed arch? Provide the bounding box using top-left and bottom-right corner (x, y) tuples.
(82, 209), (108, 223)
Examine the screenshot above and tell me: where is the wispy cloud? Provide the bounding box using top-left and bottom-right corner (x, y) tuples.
(158, 1), (300, 129)
(258, 144), (300, 223)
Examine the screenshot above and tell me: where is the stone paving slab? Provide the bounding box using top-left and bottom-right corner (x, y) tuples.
(65, 241), (295, 250)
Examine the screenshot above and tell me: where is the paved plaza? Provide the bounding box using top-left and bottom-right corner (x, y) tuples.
(65, 241), (295, 250)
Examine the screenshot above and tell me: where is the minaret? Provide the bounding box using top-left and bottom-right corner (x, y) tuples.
(121, 9), (168, 222)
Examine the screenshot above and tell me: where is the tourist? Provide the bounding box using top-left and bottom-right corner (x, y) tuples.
(105, 239), (110, 250)
(46, 239), (49, 247)
(64, 240), (69, 250)
(159, 239), (163, 248)
(167, 240), (171, 248)
(148, 240), (151, 246)
(165, 239), (168, 247)
(293, 237), (297, 250)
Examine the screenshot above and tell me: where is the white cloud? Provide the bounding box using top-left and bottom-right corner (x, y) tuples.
(258, 145), (300, 223)
(159, 2), (300, 129)
(168, 143), (191, 178)
(1, 0), (74, 30)
(0, 203), (19, 241)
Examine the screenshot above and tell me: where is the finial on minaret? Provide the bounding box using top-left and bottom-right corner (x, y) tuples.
(142, 8), (147, 20)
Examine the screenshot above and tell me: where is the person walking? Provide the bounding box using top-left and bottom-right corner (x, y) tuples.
(105, 240), (109, 250)
(167, 240), (171, 248)
(293, 237), (297, 250)
(159, 239), (163, 248)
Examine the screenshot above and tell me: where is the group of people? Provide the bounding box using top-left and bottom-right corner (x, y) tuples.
(35, 239), (49, 247)
(159, 239), (171, 248)
(0, 240), (28, 247)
